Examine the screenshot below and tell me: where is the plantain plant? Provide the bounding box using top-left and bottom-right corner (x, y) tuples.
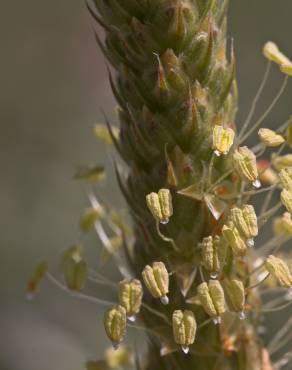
(28, 1), (292, 370)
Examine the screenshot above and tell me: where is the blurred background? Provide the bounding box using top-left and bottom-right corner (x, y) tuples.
(1, 1), (292, 369)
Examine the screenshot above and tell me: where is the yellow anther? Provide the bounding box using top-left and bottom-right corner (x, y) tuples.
(197, 280), (226, 324)
(142, 262), (169, 304)
(104, 305), (127, 349)
(265, 255), (292, 288)
(233, 147), (260, 188)
(281, 189), (292, 214)
(146, 189), (173, 224)
(263, 41), (291, 66)
(222, 222), (247, 256)
(223, 279), (245, 318)
(258, 128), (285, 147)
(201, 235), (226, 278)
(212, 125), (235, 156)
(172, 310), (197, 354)
(118, 279), (143, 321)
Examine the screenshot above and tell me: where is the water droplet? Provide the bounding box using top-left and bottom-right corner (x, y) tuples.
(214, 150), (221, 157)
(252, 180), (261, 189)
(160, 219), (169, 225)
(128, 315), (136, 322)
(160, 295), (169, 305)
(210, 272), (218, 279)
(239, 311), (246, 320)
(246, 239), (254, 248)
(181, 346), (189, 354)
(213, 316), (221, 325)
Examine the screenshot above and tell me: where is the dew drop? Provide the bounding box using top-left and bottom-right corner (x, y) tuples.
(252, 180), (261, 189)
(128, 315), (136, 322)
(160, 219), (169, 225)
(181, 346), (189, 354)
(210, 272), (218, 279)
(246, 239), (254, 248)
(214, 150), (221, 157)
(160, 295), (169, 305)
(239, 311), (246, 320)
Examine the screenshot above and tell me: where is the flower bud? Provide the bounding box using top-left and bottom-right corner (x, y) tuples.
(104, 305), (127, 348)
(233, 147), (260, 188)
(263, 41), (291, 66)
(258, 128), (285, 147)
(201, 236), (226, 278)
(257, 160), (278, 186)
(142, 262), (169, 304)
(230, 205), (258, 247)
(222, 222), (247, 256)
(212, 125), (235, 156)
(280, 64), (292, 76)
(274, 212), (292, 236)
(172, 310), (197, 354)
(118, 279), (143, 321)
(279, 168), (292, 191)
(146, 189), (173, 224)
(223, 279), (245, 319)
(26, 260), (48, 299)
(265, 255), (292, 288)
(272, 154), (292, 171)
(197, 280), (226, 324)
(281, 189), (292, 215)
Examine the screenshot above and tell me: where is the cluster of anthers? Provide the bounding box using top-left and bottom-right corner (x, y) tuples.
(102, 41), (292, 355)
(26, 41), (292, 364)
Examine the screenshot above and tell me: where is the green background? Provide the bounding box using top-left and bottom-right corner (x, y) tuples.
(1, 1), (291, 369)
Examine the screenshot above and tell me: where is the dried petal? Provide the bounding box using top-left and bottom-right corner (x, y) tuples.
(265, 255), (292, 288)
(258, 128), (285, 147)
(142, 262), (169, 304)
(104, 305), (127, 347)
